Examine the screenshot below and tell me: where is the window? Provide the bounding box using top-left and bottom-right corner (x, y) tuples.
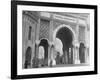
(28, 26), (32, 40)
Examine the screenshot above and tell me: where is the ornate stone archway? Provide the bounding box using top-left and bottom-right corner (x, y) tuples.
(53, 24), (76, 45)
(53, 24), (80, 64)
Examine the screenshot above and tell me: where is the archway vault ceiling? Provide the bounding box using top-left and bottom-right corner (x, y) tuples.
(56, 27), (73, 50)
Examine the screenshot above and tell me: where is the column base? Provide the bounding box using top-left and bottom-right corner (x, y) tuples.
(74, 59), (80, 64)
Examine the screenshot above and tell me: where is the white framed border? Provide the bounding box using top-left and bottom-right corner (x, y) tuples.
(17, 5), (94, 75)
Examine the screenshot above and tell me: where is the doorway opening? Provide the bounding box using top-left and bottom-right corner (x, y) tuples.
(24, 47), (32, 68)
(79, 42), (85, 63)
(39, 39), (49, 66)
(54, 25), (75, 64)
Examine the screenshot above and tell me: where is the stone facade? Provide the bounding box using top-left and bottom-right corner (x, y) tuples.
(22, 11), (90, 68)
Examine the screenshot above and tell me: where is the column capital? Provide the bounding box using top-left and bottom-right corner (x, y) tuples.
(49, 42), (54, 46)
(35, 40), (40, 45)
(85, 43), (89, 48)
(73, 41), (80, 48)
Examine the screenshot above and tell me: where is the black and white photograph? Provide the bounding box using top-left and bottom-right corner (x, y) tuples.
(11, 1), (97, 79)
(22, 11), (90, 69)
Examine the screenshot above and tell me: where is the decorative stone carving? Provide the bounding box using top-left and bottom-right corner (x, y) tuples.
(39, 19), (50, 40)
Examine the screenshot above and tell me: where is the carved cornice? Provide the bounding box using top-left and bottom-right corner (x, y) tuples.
(23, 11), (39, 23)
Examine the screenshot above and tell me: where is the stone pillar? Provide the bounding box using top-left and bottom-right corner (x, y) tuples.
(48, 14), (53, 66)
(73, 18), (80, 64)
(48, 42), (52, 66)
(36, 18), (40, 40)
(76, 18), (80, 64)
(35, 18), (40, 58)
(85, 27), (87, 64)
(76, 42), (80, 64)
(73, 41), (80, 64)
(85, 45), (89, 64)
(73, 45), (75, 64)
(35, 40), (40, 58)
(31, 43), (35, 68)
(73, 44), (77, 64)
(84, 18), (89, 64)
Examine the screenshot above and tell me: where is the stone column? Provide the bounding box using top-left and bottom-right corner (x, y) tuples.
(84, 18), (89, 64)
(76, 42), (80, 64)
(73, 44), (77, 64)
(73, 44), (75, 64)
(48, 14), (53, 66)
(48, 42), (52, 66)
(73, 18), (80, 64)
(73, 41), (80, 64)
(35, 18), (40, 58)
(35, 40), (40, 58)
(36, 18), (40, 40)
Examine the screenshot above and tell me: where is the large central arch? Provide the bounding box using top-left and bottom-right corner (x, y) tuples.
(53, 24), (76, 64)
(53, 24), (76, 43)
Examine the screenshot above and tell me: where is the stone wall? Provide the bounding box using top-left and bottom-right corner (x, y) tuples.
(22, 11), (38, 68)
(22, 11), (89, 68)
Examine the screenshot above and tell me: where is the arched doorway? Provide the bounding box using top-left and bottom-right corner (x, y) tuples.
(79, 42), (86, 63)
(53, 25), (75, 64)
(39, 39), (49, 66)
(24, 47), (32, 68)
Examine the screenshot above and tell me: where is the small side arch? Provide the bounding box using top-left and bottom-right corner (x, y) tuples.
(38, 38), (49, 66)
(24, 46), (32, 68)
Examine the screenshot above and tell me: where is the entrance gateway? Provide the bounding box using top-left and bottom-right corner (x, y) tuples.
(53, 24), (76, 64)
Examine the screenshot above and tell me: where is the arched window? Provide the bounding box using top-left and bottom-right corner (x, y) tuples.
(28, 26), (32, 40)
